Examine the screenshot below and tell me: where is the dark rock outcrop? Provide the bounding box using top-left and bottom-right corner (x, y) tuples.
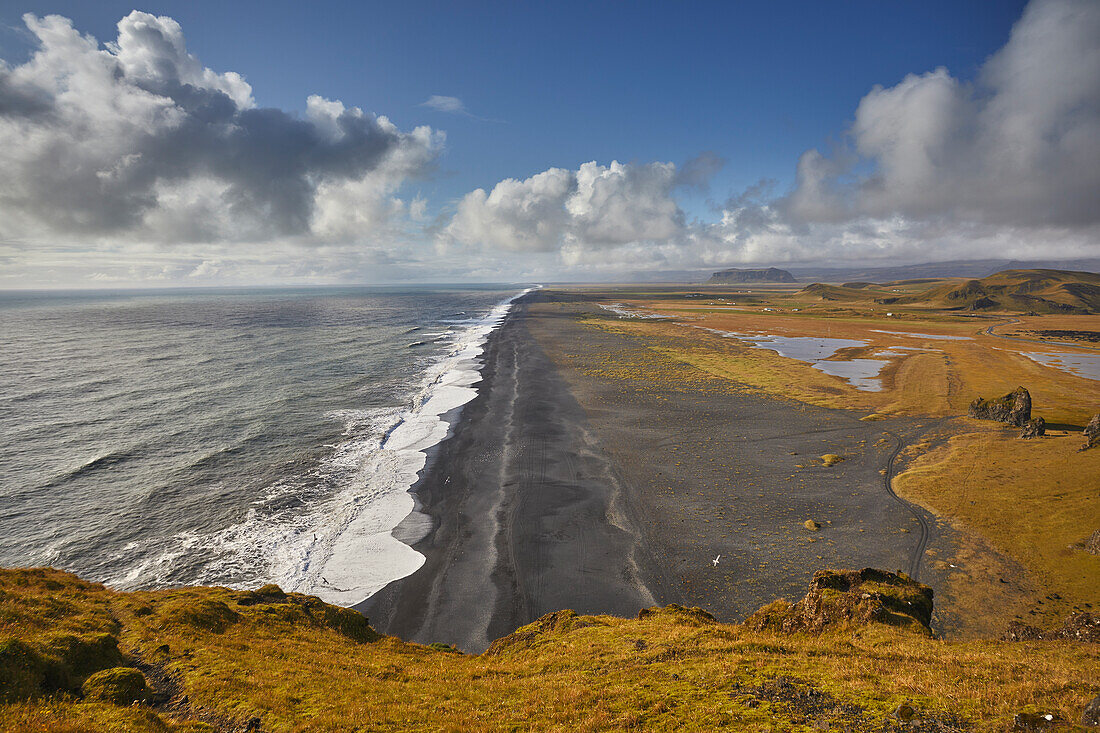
(1081, 414), (1100, 451)
(1019, 417), (1046, 439)
(744, 568), (934, 636)
(707, 267), (796, 284)
(970, 296), (998, 310)
(968, 387), (1032, 426)
(1085, 529), (1100, 555)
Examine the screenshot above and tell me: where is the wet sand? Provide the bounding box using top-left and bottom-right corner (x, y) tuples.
(361, 293), (946, 652)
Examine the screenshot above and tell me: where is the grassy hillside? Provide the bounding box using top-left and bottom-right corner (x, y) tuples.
(793, 269), (1100, 313)
(903, 270), (1100, 313)
(2, 567), (1097, 732)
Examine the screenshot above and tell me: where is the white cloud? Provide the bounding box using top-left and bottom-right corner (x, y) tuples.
(0, 11), (441, 252)
(442, 160), (684, 258)
(3, 0), (1098, 286)
(780, 0), (1100, 232)
(420, 95), (466, 114)
(444, 0), (1099, 274)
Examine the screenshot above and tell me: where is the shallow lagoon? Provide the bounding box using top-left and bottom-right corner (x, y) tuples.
(813, 359), (888, 392)
(700, 328), (888, 391)
(1020, 351), (1100, 381)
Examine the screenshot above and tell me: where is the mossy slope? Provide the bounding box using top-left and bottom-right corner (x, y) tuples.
(1, 567), (1097, 732)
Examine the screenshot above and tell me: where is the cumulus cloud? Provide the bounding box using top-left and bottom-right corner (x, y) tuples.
(442, 160), (685, 262)
(0, 11), (442, 248)
(446, 0), (1098, 273)
(773, 0), (1100, 241)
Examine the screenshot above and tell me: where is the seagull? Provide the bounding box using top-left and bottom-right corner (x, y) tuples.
(712, 555), (721, 567)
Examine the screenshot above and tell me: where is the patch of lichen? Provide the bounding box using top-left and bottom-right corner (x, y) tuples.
(1, 568), (1098, 732)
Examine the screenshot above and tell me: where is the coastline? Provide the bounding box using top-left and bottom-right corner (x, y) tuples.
(361, 293), (959, 651)
(359, 296), (658, 652)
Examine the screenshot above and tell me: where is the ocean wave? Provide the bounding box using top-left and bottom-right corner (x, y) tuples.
(46, 449), (137, 485)
(114, 286), (536, 606)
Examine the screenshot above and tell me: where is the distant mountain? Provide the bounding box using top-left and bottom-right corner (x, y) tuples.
(801, 268), (1100, 314)
(617, 258), (1100, 285)
(707, 267), (796, 284)
(785, 259), (1100, 284)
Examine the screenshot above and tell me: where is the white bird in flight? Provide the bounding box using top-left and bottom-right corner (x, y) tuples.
(712, 555), (721, 567)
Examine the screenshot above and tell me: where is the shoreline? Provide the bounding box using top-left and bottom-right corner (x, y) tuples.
(359, 297), (658, 652)
(361, 293), (954, 651)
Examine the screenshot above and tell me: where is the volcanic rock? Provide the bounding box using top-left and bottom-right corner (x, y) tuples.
(1019, 417), (1046, 439)
(744, 568), (933, 635)
(968, 387), (1032, 426)
(1081, 414), (1100, 451)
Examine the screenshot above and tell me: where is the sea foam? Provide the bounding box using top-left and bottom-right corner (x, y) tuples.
(188, 287), (536, 607)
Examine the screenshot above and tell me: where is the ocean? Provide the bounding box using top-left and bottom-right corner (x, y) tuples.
(0, 285), (529, 606)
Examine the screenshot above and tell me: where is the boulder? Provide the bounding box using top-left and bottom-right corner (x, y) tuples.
(1081, 414), (1100, 451)
(1019, 417), (1046, 439)
(1083, 695), (1100, 727)
(891, 702), (915, 722)
(968, 387), (1031, 426)
(745, 568), (934, 635)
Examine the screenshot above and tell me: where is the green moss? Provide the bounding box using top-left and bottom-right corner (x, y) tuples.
(81, 667), (154, 706)
(637, 604), (717, 626)
(0, 639), (48, 702)
(159, 598), (239, 633)
(313, 604), (380, 643)
(235, 589), (381, 643)
(0, 632), (129, 702)
(1, 566), (1096, 729)
(42, 632), (125, 684)
(744, 600), (794, 632)
(428, 642), (463, 654)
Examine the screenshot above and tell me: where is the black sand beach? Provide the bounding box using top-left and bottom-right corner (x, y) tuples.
(362, 293), (947, 652)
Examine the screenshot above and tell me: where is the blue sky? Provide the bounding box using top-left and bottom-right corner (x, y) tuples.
(0, 0), (1095, 285)
(0, 0), (1025, 212)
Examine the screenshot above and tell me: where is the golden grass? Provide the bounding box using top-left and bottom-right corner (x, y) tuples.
(577, 287), (1099, 425)
(1, 568), (1097, 732)
(892, 422), (1100, 627)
